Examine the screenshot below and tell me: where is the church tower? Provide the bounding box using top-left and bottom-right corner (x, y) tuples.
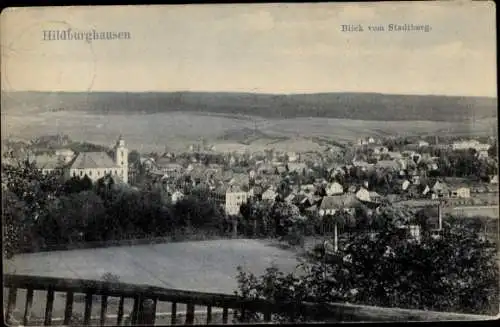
(114, 135), (128, 184)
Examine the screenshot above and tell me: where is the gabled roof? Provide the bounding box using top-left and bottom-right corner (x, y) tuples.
(71, 152), (118, 169)
(320, 194), (359, 210)
(226, 184), (247, 193)
(33, 154), (65, 169)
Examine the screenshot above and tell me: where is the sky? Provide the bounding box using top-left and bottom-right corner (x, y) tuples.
(0, 2), (497, 97)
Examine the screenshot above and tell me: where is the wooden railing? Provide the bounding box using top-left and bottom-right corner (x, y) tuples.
(3, 274), (493, 326)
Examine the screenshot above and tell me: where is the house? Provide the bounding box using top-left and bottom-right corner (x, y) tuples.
(450, 186), (471, 199)
(287, 162), (307, 174)
(157, 162), (184, 177)
(318, 194), (359, 217)
(427, 162), (439, 171)
(32, 154), (66, 175)
(452, 140), (490, 152)
(69, 136), (129, 184)
(430, 180), (449, 198)
(140, 157), (156, 171)
(225, 185), (249, 216)
(368, 191), (383, 203)
(305, 204), (319, 215)
(325, 182), (344, 196)
(418, 140), (430, 147)
(300, 184), (316, 194)
(261, 187), (278, 202)
(371, 146), (389, 155)
(355, 187), (371, 202)
(228, 173), (250, 188)
(411, 175), (421, 185)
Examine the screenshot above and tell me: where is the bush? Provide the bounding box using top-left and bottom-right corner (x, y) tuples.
(235, 220), (499, 321)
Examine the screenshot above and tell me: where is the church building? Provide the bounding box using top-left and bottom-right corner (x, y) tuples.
(68, 136), (129, 184)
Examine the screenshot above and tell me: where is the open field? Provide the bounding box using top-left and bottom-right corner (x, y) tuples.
(3, 239), (302, 321)
(2, 109), (495, 153)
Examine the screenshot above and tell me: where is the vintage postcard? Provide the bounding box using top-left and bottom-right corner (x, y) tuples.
(1, 2), (498, 325)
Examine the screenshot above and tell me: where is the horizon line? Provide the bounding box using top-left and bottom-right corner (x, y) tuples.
(2, 90), (498, 99)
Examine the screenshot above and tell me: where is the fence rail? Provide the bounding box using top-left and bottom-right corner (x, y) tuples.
(3, 274), (493, 326)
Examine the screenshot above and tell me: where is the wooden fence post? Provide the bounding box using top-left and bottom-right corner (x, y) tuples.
(137, 298), (156, 325)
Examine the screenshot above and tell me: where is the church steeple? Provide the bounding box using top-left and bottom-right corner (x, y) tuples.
(114, 135), (128, 184)
(116, 134), (125, 147)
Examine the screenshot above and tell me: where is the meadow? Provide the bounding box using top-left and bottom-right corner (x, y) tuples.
(1, 109), (495, 153)
(3, 239), (301, 322)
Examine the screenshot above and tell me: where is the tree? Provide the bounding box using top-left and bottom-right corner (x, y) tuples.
(128, 150), (141, 165)
(235, 209), (499, 321)
(3, 191), (32, 258)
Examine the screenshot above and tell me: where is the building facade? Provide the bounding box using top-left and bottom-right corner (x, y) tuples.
(67, 136), (129, 184)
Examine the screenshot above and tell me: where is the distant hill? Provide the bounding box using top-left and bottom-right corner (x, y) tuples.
(2, 91), (497, 122)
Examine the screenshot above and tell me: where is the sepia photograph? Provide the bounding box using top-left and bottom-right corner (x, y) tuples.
(1, 1), (498, 325)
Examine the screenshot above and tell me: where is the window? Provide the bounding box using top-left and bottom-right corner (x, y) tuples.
(97, 171), (100, 176)
(104, 170), (107, 175)
(73, 171), (76, 177)
(80, 171), (83, 176)
(121, 161), (124, 165)
(89, 171), (92, 176)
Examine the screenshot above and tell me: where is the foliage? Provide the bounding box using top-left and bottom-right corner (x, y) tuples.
(235, 212), (499, 321)
(1, 161), (227, 255)
(128, 150), (141, 165)
(101, 272), (121, 284)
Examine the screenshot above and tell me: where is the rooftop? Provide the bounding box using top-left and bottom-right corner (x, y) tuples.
(71, 152), (118, 169)
(320, 194), (359, 210)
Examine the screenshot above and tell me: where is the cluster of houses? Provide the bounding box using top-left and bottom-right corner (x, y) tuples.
(138, 136), (497, 218)
(3, 134), (497, 221)
(2, 136), (130, 184)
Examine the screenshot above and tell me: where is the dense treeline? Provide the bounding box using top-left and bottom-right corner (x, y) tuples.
(2, 161), (229, 257)
(2, 161), (327, 257)
(4, 91), (496, 121)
